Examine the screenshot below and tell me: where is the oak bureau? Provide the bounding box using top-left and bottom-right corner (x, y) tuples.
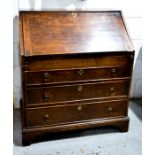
(19, 11), (134, 145)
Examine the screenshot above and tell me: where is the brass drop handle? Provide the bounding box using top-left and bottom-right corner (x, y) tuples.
(77, 105), (83, 111)
(77, 85), (83, 92)
(43, 72), (49, 82)
(43, 114), (49, 122)
(110, 87), (116, 95)
(43, 93), (49, 101)
(78, 69), (84, 76)
(111, 68), (116, 76)
(110, 87), (115, 92)
(108, 107), (113, 112)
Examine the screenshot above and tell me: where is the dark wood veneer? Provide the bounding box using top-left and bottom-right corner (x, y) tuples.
(25, 80), (129, 105)
(25, 66), (130, 86)
(26, 99), (128, 128)
(19, 11), (134, 145)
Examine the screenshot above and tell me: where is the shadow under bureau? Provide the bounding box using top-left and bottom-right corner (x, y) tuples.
(19, 11), (134, 145)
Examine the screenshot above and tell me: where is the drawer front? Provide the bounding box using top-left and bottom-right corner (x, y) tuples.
(23, 54), (130, 71)
(25, 80), (129, 105)
(26, 99), (128, 127)
(25, 66), (130, 85)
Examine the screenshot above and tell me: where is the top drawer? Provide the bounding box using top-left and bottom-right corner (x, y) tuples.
(23, 54), (131, 71)
(25, 66), (130, 86)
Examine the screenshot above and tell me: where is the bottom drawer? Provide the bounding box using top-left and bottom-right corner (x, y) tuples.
(26, 99), (128, 128)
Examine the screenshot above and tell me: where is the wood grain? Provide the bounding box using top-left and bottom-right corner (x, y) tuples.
(19, 11), (134, 145)
(26, 99), (128, 127)
(25, 66), (130, 86)
(25, 80), (129, 106)
(20, 11), (134, 56)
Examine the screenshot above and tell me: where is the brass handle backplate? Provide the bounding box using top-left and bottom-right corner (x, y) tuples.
(108, 107), (113, 112)
(43, 114), (49, 122)
(78, 69), (84, 76)
(111, 68), (116, 76)
(77, 105), (83, 111)
(110, 87), (115, 92)
(110, 87), (116, 95)
(43, 93), (49, 101)
(77, 85), (83, 92)
(43, 72), (49, 82)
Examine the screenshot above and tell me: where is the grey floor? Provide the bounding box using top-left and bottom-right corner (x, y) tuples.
(13, 99), (142, 155)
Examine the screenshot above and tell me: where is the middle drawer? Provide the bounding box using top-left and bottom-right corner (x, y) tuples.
(25, 80), (129, 106)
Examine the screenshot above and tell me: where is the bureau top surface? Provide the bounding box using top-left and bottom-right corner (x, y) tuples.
(19, 11), (134, 56)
